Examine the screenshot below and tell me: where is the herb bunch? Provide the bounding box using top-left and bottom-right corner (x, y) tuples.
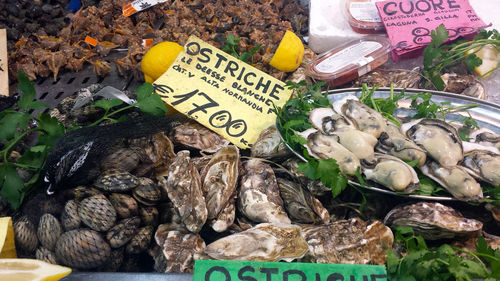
(222, 34), (261, 63)
(0, 73), (167, 210)
(423, 24), (500, 91)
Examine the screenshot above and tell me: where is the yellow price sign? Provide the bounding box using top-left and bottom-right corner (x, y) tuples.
(153, 36), (292, 149)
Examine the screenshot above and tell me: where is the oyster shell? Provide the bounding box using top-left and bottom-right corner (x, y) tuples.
(159, 230), (206, 273)
(485, 204), (500, 222)
(402, 119), (463, 167)
(277, 178), (330, 224)
(100, 148), (140, 172)
(309, 108), (353, 134)
(201, 146), (240, 232)
(132, 178), (162, 206)
(251, 125), (291, 159)
(61, 200), (81, 231)
(332, 96), (387, 138)
(37, 213), (62, 251)
(211, 196), (236, 233)
(300, 129), (360, 175)
(106, 216), (141, 248)
(205, 223), (309, 262)
(238, 159), (291, 224)
(13, 216), (38, 254)
(78, 194), (117, 231)
(94, 169), (139, 192)
(384, 202), (483, 240)
(55, 229), (111, 269)
(129, 132), (176, 176)
(36, 247), (57, 264)
(469, 128), (500, 150)
(362, 153), (419, 192)
(108, 193), (138, 219)
(301, 218), (393, 265)
(171, 121), (230, 153)
(421, 159), (483, 202)
(376, 122), (427, 167)
(461, 148), (500, 186)
(157, 150), (207, 233)
(126, 226), (154, 254)
(284, 158), (331, 196)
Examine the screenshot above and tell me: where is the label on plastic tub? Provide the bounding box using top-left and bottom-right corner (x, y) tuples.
(315, 41), (381, 73)
(350, 0), (384, 22)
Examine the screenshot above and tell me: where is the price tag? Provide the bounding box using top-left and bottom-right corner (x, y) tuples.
(0, 29), (8, 96)
(193, 260), (387, 281)
(153, 35), (292, 149)
(122, 0), (167, 17)
(84, 35), (99, 47)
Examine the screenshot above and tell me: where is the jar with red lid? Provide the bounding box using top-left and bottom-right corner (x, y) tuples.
(344, 0), (386, 34)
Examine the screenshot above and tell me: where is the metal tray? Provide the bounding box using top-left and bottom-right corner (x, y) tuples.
(278, 87), (500, 201)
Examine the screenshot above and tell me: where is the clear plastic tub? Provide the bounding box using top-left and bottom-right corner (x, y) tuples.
(344, 0), (385, 34)
(306, 36), (391, 87)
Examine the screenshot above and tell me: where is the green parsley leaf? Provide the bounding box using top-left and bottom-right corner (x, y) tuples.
(136, 83), (168, 115)
(0, 111), (31, 142)
(0, 164), (25, 210)
(93, 99), (124, 111)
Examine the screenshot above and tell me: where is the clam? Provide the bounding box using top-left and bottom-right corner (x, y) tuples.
(126, 226), (154, 254)
(94, 169), (139, 192)
(204, 223), (309, 262)
(300, 129), (360, 175)
(421, 159), (483, 202)
(139, 206), (159, 227)
(37, 213), (62, 251)
(78, 194), (117, 232)
(97, 248), (124, 272)
(66, 186), (102, 202)
(402, 119), (463, 167)
(61, 200), (81, 231)
(132, 178), (162, 206)
(332, 96), (387, 138)
(238, 159), (291, 224)
(106, 216), (141, 248)
(100, 148), (140, 172)
(159, 230), (206, 273)
(469, 128), (500, 150)
(13, 216), (38, 254)
(36, 247), (57, 264)
(55, 229), (111, 269)
(277, 178), (330, 224)
(251, 125), (291, 159)
(460, 147), (500, 186)
(201, 146), (240, 232)
(300, 218), (393, 265)
(157, 150), (207, 233)
(376, 122), (427, 167)
(384, 202), (483, 240)
(108, 193), (138, 219)
(361, 153), (419, 193)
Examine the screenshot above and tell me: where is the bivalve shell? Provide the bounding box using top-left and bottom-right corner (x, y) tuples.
(126, 226), (153, 254)
(96, 248), (124, 272)
(139, 206), (159, 227)
(78, 194), (117, 232)
(106, 216), (141, 248)
(13, 216), (38, 254)
(108, 193), (138, 219)
(101, 148), (140, 172)
(36, 247), (57, 264)
(94, 169), (139, 192)
(55, 229), (111, 269)
(37, 213), (62, 251)
(61, 200), (81, 231)
(132, 178), (162, 206)
(66, 186), (102, 202)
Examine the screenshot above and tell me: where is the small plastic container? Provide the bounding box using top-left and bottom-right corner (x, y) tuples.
(344, 0), (385, 34)
(306, 36), (390, 87)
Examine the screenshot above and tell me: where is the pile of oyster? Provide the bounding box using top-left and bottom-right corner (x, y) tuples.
(12, 120), (394, 273)
(301, 95), (500, 202)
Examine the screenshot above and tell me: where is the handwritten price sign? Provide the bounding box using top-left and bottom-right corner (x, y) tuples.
(153, 36), (292, 149)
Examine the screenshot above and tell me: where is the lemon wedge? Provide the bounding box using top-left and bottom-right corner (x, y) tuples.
(0, 259), (71, 281)
(269, 30), (305, 72)
(141, 41), (184, 82)
(467, 44), (500, 77)
(0, 217), (16, 258)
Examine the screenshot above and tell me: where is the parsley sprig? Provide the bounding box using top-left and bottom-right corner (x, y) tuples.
(222, 34), (261, 63)
(423, 24), (500, 91)
(359, 84), (405, 126)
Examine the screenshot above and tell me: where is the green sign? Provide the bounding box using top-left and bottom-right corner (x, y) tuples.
(193, 260), (387, 281)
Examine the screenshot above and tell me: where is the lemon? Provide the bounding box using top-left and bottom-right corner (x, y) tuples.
(0, 217), (16, 258)
(269, 30), (305, 72)
(141, 41), (184, 82)
(0, 259), (71, 281)
(467, 44), (500, 77)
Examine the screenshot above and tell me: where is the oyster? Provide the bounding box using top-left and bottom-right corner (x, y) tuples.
(132, 178), (162, 206)
(300, 129), (360, 175)
(277, 178), (330, 224)
(171, 121), (230, 153)
(485, 204), (500, 222)
(106, 216), (141, 248)
(301, 218), (393, 265)
(158, 230), (206, 273)
(421, 159), (483, 201)
(284, 158), (331, 196)
(469, 128), (500, 150)
(461, 148), (500, 186)
(126, 226), (154, 254)
(384, 202), (483, 240)
(201, 146), (240, 232)
(238, 159), (291, 224)
(402, 119), (463, 167)
(211, 196), (236, 233)
(37, 214), (62, 251)
(55, 229), (111, 269)
(251, 125), (291, 159)
(108, 193), (139, 219)
(309, 108), (353, 134)
(100, 148), (140, 172)
(129, 132), (176, 176)
(362, 153), (419, 192)
(36, 247), (57, 264)
(332, 96), (387, 138)
(205, 223), (309, 262)
(376, 122), (427, 167)
(94, 169), (139, 192)
(61, 200), (81, 231)
(78, 194), (117, 232)
(13, 216), (38, 254)
(157, 150), (207, 233)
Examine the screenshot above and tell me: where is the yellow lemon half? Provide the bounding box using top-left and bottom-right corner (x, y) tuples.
(269, 30), (305, 72)
(466, 44), (500, 77)
(0, 217), (16, 258)
(0, 259), (71, 281)
(141, 41), (184, 82)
